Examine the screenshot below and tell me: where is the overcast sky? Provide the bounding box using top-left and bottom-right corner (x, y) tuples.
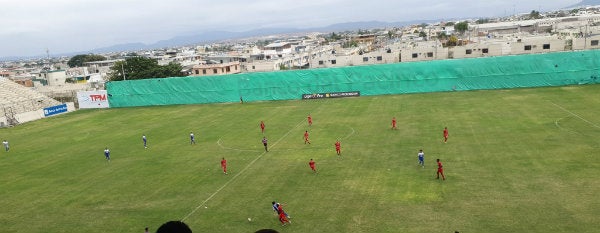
(0, 0), (580, 58)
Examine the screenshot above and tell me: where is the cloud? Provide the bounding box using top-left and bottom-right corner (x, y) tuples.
(0, 0), (582, 57)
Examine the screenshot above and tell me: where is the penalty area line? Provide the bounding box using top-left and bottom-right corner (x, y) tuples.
(550, 101), (600, 129)
(181, 118), (306, 222)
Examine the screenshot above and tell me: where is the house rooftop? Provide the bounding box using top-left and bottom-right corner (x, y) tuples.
(264, 42), (290, 48)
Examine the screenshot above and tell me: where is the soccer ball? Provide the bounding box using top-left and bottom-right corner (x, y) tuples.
(247, 218), (252, 222)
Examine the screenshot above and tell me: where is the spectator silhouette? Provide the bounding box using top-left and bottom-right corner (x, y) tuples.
(156, 221), (192, 233)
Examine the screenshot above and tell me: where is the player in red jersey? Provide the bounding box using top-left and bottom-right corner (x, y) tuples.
(309, 159), (316, 173)
(436, 159), (445, 180)
(304, 131), (311, 144)
(391, 117), (397, 130)
(334, 140), (341, 155)
(260, 121), (265, 133)
(307, 114), (312, 126)
(279, 211), (291, 226)
(221, 157), (227, 175)
(443, 127), (449, 143)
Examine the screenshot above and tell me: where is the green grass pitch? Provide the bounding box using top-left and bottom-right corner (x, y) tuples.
(0, 85), (599, 233)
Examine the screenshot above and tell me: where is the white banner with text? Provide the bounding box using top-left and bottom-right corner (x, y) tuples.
(77, 90), (109, 108)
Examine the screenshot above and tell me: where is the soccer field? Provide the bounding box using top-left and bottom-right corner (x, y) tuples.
(0, 85), (599, 233)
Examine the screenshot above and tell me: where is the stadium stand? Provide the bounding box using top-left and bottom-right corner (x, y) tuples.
(0, 77), (62, 126)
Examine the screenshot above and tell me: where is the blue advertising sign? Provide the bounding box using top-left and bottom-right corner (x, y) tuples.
(302, 91), (360, 99)
(43, 104), (68, 117)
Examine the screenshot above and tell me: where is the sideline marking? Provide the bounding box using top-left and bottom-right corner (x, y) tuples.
(551, 102), (600, 129)
(181, 119), (306, 222)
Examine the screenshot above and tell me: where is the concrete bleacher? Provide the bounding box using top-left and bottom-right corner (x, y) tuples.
(0, 77), (62, 118)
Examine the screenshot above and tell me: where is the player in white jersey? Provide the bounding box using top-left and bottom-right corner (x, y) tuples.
(418, 149), (424, 168)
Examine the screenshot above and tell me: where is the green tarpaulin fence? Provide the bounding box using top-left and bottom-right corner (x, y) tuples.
(106, 50), (600, 107)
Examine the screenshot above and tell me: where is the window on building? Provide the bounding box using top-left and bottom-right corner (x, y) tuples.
(331, 60), (336, 64)
(202, 69), (206, 74)
(482, 48), (489, 53)
(363, 57), (369, 62)
(524, 45), (532, 50)
(252, 66), (255, 70)
(377, 56), (383, 61)
(543, 44), (550, 49)
(213, 69), (218, 73)
(466, 49), (472, 54)
(226, 67), (230, 72)
(426, 52), (433, 57)
(195, 70), (199, 75)
(412, 53), (418, 58)
(319, 60), (324, 65)
(591, 40), (599, 46)
(220, 60), (223, 64)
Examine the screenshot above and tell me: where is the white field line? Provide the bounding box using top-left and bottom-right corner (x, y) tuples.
(551, 102), (600, 129)
(216, 138), (261, 152)
(181, 118), (306, 222)
(343, 126), (355, 140)
(554, 117), (583, 135)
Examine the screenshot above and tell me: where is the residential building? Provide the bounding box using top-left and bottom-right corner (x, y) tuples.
(189, 61), (241, 76)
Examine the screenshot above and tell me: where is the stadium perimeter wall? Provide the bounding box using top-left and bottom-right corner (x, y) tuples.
(0, 102), (76, 127)
(106, 50), (600, 107)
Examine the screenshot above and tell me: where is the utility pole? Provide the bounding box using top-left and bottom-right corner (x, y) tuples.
(583, 19), (590, 50)
(121, 62), (126, 81)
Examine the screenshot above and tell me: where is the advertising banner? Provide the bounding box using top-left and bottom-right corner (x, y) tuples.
(43, 104), (68, 117)
(77, 90), (109, 108)
(302, 91), (360, 99)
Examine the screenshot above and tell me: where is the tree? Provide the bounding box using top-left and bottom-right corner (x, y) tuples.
(108, 57), (183, 81)
(255, 40), (270, 47)
(454, 21), (469, 35)
(68, 55), (87, 67)
(446, 35), (458, 47)
(342, 40), (358, 48)
(529, 10), (542, 19)
(67, 54), (106, 67)
(557, 11), (567, 17)
(444, 22), (455, 26)
(437, 31), (448, 40)
(328, 32), (343, 41)
(418, 31), (427, 40)
(476, 18), (490, 24)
